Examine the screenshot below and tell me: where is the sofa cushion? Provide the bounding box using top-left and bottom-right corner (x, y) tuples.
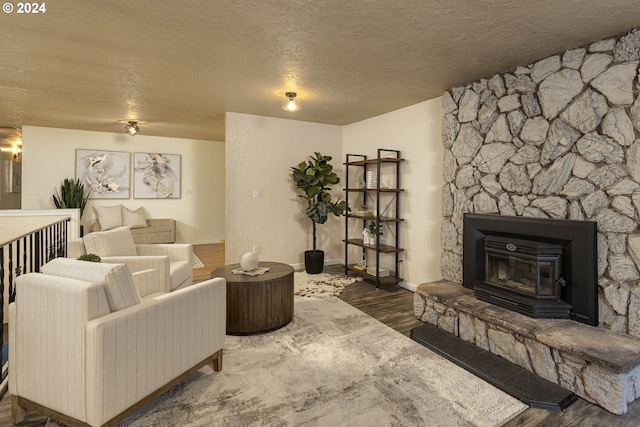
(41, 258), (141, 311)
(83, 226), (137, 257)
(122, 206), (147, 229)
(94, 205), (123, 231)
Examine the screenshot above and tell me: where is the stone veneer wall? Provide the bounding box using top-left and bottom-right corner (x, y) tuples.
(440, 28), (640, 339)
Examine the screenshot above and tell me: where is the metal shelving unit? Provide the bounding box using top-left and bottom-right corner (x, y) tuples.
(343, 149), (404, 288)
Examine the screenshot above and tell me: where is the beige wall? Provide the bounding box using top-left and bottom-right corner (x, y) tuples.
(342, 98), (444, 290)
(225, 113), (343, 267)
(21, 126), (225, 244)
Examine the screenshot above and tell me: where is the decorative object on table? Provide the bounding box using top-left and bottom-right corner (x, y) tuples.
(76, 149), (130, 199)
(133, 152), (181, 199)
(77, 253), (101, 262)
(231, 251), (268, 276)
(231, 266), (270, 276)
(240, 251), (259, 271)
(291, 152), (347, 274)
(52, 177), (91, 220)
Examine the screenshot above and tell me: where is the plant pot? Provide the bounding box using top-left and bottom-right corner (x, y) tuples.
(305, 250), (324, 274)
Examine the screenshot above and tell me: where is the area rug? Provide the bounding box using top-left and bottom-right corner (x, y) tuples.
(294, 271), (363, 299)
(192, 254), (205, 269)
(118, 298), (527, 427)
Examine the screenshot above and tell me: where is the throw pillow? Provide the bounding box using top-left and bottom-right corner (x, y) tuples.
(94, 205), (123, 230)
(122, 206), (147, 229)
(41, 258), (141, 312)
(83, 226), (138, 257)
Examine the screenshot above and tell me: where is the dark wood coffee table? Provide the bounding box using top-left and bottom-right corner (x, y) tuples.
(211, 261), (294, 335)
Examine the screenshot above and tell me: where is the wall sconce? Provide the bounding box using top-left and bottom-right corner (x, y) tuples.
(125, 121), (140, 137)
(282, 92), (301, 112)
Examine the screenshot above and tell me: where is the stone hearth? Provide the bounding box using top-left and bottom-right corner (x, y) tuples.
(414, 281), (640, 415)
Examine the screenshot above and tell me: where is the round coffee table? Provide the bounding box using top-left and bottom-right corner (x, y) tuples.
(211, 261), (294, 335)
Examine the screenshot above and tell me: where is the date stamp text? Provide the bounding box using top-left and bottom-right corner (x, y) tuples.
(3, 2), (47, 14)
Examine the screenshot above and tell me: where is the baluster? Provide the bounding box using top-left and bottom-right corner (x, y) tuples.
(37, 229), (43, 272)
(15, 239), (22, 278)
(8, 243), (14, 304)
(22, 236), (28, 274)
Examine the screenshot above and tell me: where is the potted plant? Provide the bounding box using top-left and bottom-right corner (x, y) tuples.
(365, 221), (383, 246)
(53, 178), (90, 235)
(291, 152), (348, 274)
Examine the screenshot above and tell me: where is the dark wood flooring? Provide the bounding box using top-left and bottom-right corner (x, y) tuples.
(3, 251), (640, 426)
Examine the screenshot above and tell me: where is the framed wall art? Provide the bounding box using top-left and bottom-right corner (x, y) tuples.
(76, 149), (130, 199)
(133, 152), (181, 199)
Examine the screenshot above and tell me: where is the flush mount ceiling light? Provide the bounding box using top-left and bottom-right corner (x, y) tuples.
(125, 121), (140, 137)
(282, 92), (301, 112)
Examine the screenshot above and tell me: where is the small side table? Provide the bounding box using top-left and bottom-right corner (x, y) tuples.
(211, 261), (294, 335)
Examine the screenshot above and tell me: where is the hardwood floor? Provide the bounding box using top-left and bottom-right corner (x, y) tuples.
(3, 249), (640, 426)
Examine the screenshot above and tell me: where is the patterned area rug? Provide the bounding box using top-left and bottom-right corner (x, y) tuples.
(192, 254), (205, 269)
(118, 298), (527, 427)
(294, 271), (363, 299)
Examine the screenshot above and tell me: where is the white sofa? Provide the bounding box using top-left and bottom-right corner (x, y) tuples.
(9, 258), (226, 427)
(69, 226), (193, 291)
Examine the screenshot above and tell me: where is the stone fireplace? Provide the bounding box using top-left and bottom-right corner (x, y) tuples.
(414, 28), (640, 415)
(439, 28), (640, 339)
(463, 213), (597, 325)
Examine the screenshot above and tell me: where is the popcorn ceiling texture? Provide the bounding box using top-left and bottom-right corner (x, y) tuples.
(440, 28), (640, 339)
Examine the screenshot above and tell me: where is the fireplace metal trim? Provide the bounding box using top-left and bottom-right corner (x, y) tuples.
(462, 213), (598, 326)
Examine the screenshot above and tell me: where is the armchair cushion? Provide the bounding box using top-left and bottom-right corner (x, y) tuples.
(94, 205), (123, 230)
(41, 258), (141, 312)
(83, 226), (137, 257)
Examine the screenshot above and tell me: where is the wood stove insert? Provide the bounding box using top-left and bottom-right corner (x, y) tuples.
(475, 235), (572, 319)
(463, 214), (598, 326)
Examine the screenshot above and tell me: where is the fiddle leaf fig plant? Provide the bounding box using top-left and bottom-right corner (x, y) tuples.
(291, 152), (348, 251)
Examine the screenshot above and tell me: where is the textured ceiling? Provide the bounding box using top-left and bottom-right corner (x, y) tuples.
(1, 0), (640, 143)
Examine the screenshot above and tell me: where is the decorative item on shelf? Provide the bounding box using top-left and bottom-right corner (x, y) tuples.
(291, 152), (347, 274)
(358, 175), (366, 189)
(366, 171), (376, 189)
(352, 204), (372, 217)
(367, 266), (390, 277)
(367, 220), (383, 245)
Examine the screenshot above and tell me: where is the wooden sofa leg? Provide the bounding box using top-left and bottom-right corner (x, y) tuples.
(212, 349), (223, 372)
(12, 396), (26, 424)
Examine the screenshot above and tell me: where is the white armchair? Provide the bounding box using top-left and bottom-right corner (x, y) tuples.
(68, 226), (193, 291)
(9, 258), (226, 427)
